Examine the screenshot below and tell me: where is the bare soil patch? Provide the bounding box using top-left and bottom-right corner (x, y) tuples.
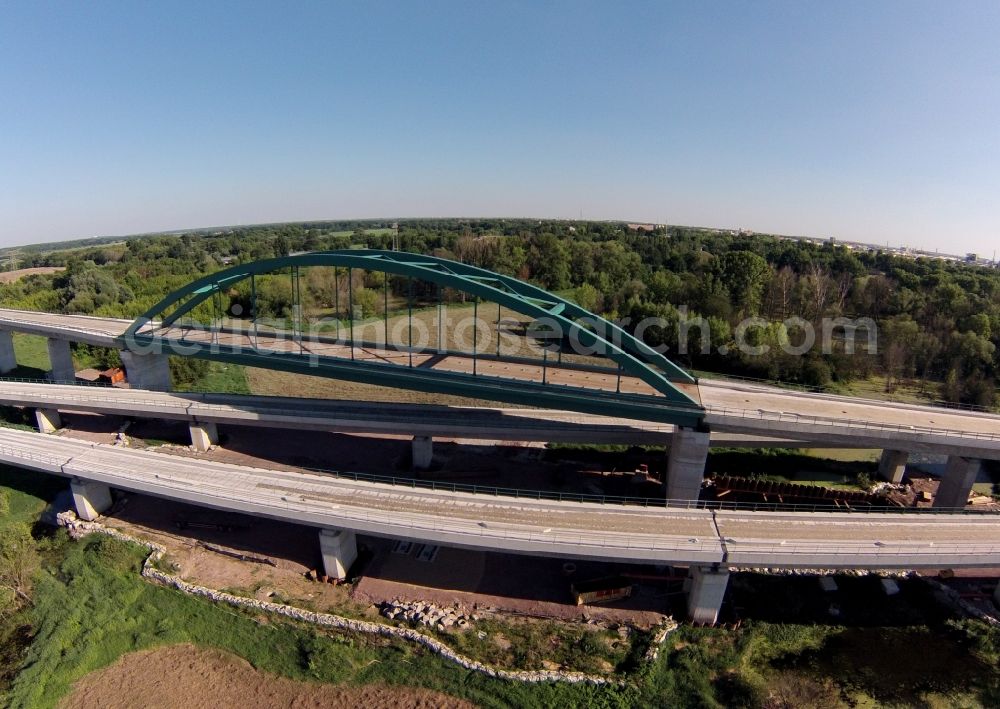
(60, 643), (474, 709)
(0, 266), (63, 283)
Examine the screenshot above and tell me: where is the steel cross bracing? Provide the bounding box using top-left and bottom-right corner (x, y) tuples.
(122, 250), (706, 425)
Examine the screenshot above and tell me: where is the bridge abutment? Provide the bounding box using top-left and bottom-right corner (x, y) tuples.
(667, 427), (710, 501)
(412, 435), (434, 470)
(35, 408), (62, 433)
(121, 351), (171, 391)
(189, 422), (218, 452)
(687, 565), (730, 625)
(0, 331), (16, 373)
(46, 338), (75, 382)
(318, 528), (358, 580)
(933, 456), (981, 509)
(70, 478), (112, 521)
(878, 449), (909, 483)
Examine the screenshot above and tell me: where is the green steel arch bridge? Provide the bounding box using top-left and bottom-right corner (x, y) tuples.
(122, 250), (705, 426)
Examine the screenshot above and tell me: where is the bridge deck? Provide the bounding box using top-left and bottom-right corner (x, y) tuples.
(1, 427), (998, 569)
(4, 309), (1000, 457)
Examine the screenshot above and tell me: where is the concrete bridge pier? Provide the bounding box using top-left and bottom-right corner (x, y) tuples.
(121, 351), (172, 391)
(878, 449), (909, 483)
(70, 478), (112, 521)
(666, 427), (710, 501)
(0, 331), (16, 373)
(318, 528), (358, 580)
(687, 566), (730, 625)
(189, 422), (218, 452)
(35, 408), (62, 433)
(46, 338), (75, 382)
(412, 435), (433, 470)
(933, 456), (982, 509)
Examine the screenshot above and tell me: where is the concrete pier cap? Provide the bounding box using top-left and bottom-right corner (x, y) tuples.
(0, 331), (16, 373)
(46, 338), (75, 382)
(666, 426), (710, 501)
(687, 565), (730, 625)
(318, 528), (358, 580)
(412, 435), (434, 470)
(35, 408), (62, 434)
(120, 351), (172, 391)
(933, 456), (982, 509)
(189, 422), (219, 452)
(70, 478), (112, 521)
(877, 449), (908, 483)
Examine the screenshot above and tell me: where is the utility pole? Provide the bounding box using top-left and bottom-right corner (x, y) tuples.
(392, 222), (399, 251)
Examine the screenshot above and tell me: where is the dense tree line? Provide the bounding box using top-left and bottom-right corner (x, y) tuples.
(0, 219), (996, 406)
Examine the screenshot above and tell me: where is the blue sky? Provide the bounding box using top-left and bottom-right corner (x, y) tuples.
(1, 1), (998, 253)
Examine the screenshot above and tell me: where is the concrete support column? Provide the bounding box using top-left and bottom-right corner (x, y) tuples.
(70, 478), (112, 521)
(189, 422), (219, 452)
(318, 528), (358, 580)
(120, 351), (172, 391)
(994, 581), (1000, 609)
(35, 408), (62, 433)
(877, 449), (909, 483)
(0, 331), (16, 373)
(412, 435), (434, 470)
(687, 566), (730, 625)
(666, 427), (710, 501)
(46, 338), (75, 382)
(933, 456), (981, 509)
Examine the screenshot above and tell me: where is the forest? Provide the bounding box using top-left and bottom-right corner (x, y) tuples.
(1, 218), (997, 407)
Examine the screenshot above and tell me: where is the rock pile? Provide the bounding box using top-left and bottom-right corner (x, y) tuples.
(380, 601), (474, 631)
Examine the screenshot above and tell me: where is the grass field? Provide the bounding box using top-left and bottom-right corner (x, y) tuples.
(175, 361), (250, 395)
(8, 333), (118, 379)
(0, 467), (998, 707)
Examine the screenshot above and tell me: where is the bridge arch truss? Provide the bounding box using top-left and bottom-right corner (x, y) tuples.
(123, 250), (704, 425)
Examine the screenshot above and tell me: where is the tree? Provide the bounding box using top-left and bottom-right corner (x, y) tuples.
(715, 251), (770, 316)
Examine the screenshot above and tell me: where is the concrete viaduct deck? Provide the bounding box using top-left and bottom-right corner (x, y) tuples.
(3, 308), (1000, 507)
(0, 380), (811, 448)
(1, 426), (999, 622)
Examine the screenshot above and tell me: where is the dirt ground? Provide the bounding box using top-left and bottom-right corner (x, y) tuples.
(97, 490), (672, 628)
(59, 644), (474, 709)
(51, 411), (674, 625)
(0, 266), (63, 283)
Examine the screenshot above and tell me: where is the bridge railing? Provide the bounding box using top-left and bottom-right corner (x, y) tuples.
(7, 375), (1000, 444)
(705, 404), (1000, 443)
(60, 456), (1000, 561)
(293, 465), (998, 515)
(697, 369), (1000, 415)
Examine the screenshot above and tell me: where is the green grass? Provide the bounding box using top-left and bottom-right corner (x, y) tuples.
(4, 534), (634, 709)
(5, 334), (117, 379)
(1, 468), (998, 708)
(174, 361), (250, 394)
(7, 334), (50, 378)
(0, 466), (64, 528)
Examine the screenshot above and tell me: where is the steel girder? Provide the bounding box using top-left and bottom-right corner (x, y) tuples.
(122, 250), (704, 424)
